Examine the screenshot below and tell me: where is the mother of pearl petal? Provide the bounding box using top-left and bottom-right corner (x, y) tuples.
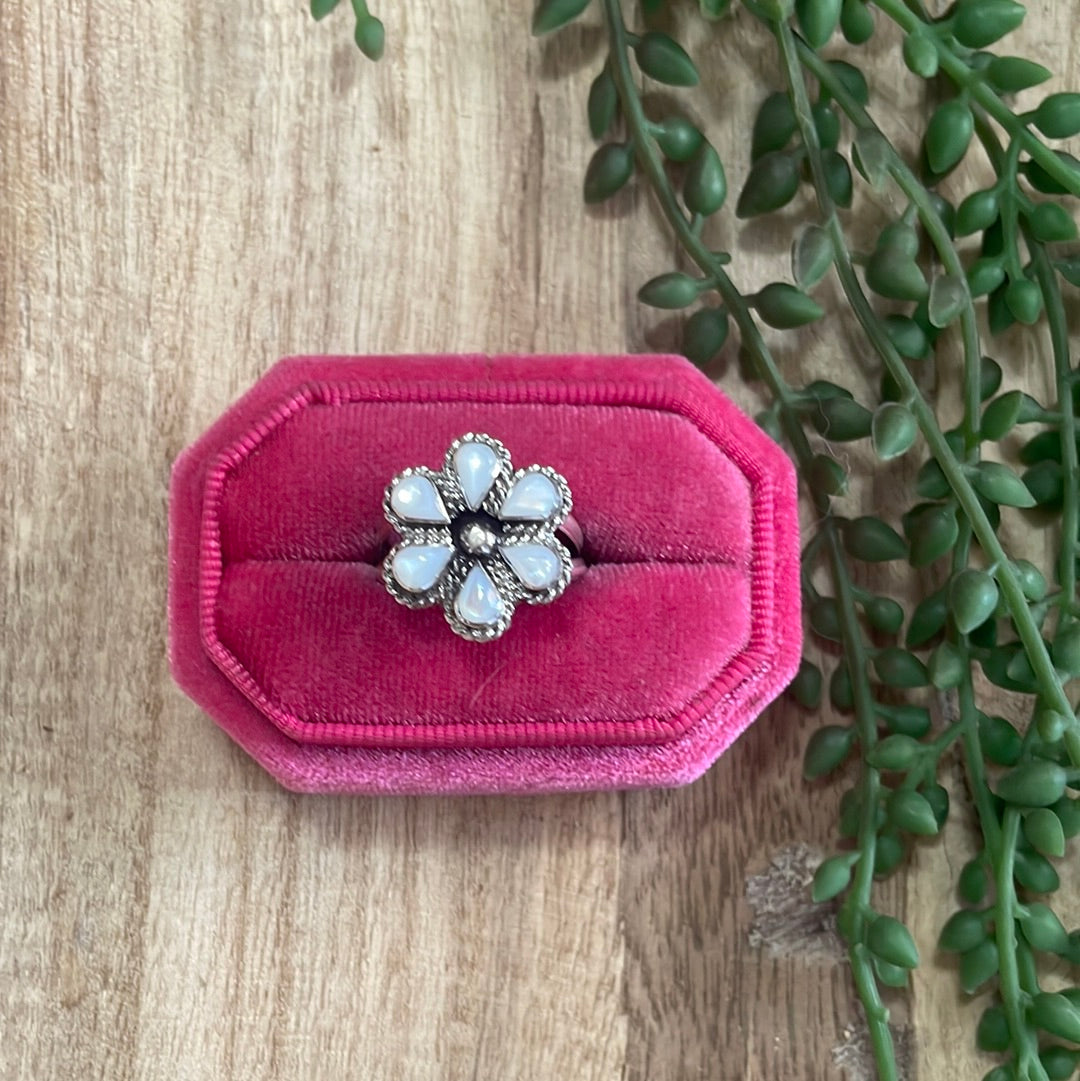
(499, 472), (560, 521)
(454, 564), (504, 627)
(501, 544), (562, 591)
(390, 545), (453, 593)
(390, 474), (449, 524)
(453, 442), (501, 510)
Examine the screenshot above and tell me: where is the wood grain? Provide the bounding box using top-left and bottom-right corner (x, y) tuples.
(1, 2), (1075, 1079)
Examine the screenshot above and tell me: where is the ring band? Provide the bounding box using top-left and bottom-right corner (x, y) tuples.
(382, 433), (579, 641)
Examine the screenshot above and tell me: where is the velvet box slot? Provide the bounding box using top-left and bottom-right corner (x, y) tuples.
(168, 354), (801, 794)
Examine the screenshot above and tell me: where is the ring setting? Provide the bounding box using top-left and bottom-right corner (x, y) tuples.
(382, 434), (575, 641)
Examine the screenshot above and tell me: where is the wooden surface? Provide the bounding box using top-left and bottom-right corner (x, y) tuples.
(1, 3), (1075, 1079)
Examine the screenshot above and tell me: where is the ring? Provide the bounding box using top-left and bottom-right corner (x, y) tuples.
(382, 433), (580, 641)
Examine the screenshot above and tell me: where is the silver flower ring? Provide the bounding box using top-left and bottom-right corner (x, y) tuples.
(382, 434), (580, 641)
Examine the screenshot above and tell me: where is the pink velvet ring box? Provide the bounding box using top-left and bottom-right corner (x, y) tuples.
(168, 354), (802, 795)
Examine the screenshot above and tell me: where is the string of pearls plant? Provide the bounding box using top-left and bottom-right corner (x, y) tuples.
(310, 1), (1080, 1077)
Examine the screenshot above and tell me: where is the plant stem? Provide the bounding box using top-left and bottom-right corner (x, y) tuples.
(995, 809), (1046, 1081)
(871, 0), (1080, 199)
(598, 3), (897, 1076)
(1028, 242), (1078, 625)
(784, 34), (1079, 765)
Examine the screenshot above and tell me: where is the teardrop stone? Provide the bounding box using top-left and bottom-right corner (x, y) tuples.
(390, 545), (453, 593)
(499, 472), (560, 521)
(390, 474), (449, 524)
(453, 564), (504, 627)
(501, 544), (562, 591)
(453, 441), (501, 510)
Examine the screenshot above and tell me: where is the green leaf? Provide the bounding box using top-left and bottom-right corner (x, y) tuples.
(793, 226), (833, 290)
(996, 761), (1069, 807)
(803, 725), (855, 779)
(812, 852), (859, 902)
(1037, 709), (1069, 743)
(956, 189), (1000, 237)
(908, 505), (958, 567)
(354, 14), (385, 60)
(1035, 94), (1080, 139)
(987, 55), (1052, 92)
(852, 129), (889, 189)
(1041, 1047), (1080, 1081)
(873, 832), (905, 876)
(638, 272), (703, 310)
(873, 648), (929, 688)
(924, 783), (950, 827)
(867, 915), (920, 968)
(736, 152), (801, 218)
(1015, 849), (1061, 893)
(981, 390), (1024, 440)
(532, 0), (591, 35)
(584, 143), (634, 203)
(959, 860), (988, 905)
(1005, 277), (1044, 324)
(1031, 993), (1080, 1044)
(634, 32), (699, 87)
(1025, 809), (1067, 858)
(971, 461), (1037, 507)
(1053, 625), (1080, 676)
(888, 789), (939, 835)
(839, 0), (874, 43)
(959, 939), (999, 993)
(654, 117), (703, 163)
(789, 659), (823, 709)
(809, 597), (842, 641)
(812, 398), (873, 441)
(978, 713), (1023, 767)
(311, 0), (342, 20)
(866, 249), (928, 302)
(699, 0), (732, 16)
(902, 32), (938, 79)
(1024, 460), (1065, 507)
(682, 307), (729, 367)
(928, 641), (965, 689)
(587, 68), (618, 140)
(865, 596), (904, 634)
(939, 909), (988, 952)
(796, 0), (841, 47)
(968, 258), (1007, 297)
(807, 453), (848, 496)
(1054, 797), (1080, 839)
(843, 517), (907, 561)
(812, 102), (841, 151)
(751, 92), (797, 160)
(872, 956), (910, 988)
(754, 283), (824, 328)
(882, 314), (929, 359)
(928, 274), (967, 327)
(925, 99), (974, 174)
(906, 588), (948, 647)
(952, 0), (1025, 48)
(866, 733), (922, 771)
(976, 1006), (1011, 1052)
(1020, 903), (1070, 954)
(1023, 150), (1080, 195)
(684, 143), (727, 216)
(1029, 202), (1080, 243)
(830, 663), (855, 711)
(877, 704), (932, 739)
(827, 60), (869, 105)
(871, 403), (918, 460)
(949, 569), (999, 634)
(823, 150), (853, 208)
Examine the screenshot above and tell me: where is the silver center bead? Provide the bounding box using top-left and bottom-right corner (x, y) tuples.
(459, 521), (498, 556)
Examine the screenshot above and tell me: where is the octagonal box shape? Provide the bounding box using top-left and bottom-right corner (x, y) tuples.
(168, 354), (801, 795)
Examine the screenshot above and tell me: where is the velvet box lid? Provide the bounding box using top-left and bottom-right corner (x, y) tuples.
(168, 354), (801, 794)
